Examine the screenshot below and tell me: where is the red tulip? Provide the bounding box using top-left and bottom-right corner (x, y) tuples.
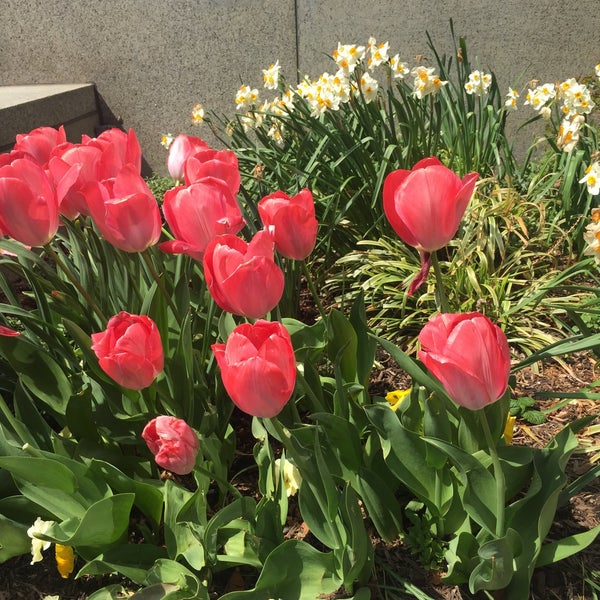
(383, 157), (478, 294)
(142, 416), (199, 475)
(0, 325), (19, 337)
(82, 128), (142, 179)
(0, 158), (59, 246)
(418, 312), (511, 410)
(48, 143), (102, 219)
(212, 320), (296, 417)
(159, 177), (245, 261)
(184, 148), (240, 195)
(166, 134), (208, 181)
(85, 164), (162, 252)
(91, 312), (164, 390)
(203, 230), (284, 318)
(257, 189), (318, 260)
(13, 126), (67, 166)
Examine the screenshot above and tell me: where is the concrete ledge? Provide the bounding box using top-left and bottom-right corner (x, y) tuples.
(0, 84), (100, 153)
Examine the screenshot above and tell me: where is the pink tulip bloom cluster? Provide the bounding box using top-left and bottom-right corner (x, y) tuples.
(0, 125), (160, 251)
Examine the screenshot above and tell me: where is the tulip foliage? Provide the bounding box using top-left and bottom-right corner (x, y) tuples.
(0, 90), (598, 599)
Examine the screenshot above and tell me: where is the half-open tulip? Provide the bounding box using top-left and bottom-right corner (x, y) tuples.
(203, 230), (284, 318)
(166, 133), (208, 181)
(91, 312), (164, 390)
(82, 128), (142, 179)
(13, 126), (67, 167)
(383, 157), (478, 294)
(85, 164), (162, 252)
(212, 320), (296, 417)
(183, 148), (240, 195)
(142, 416), (199, 475)
(418, 312), (511, 410)
(159, 176), (245, 260)
(257, 189), (318, 260)
(0, 158), (59, 246)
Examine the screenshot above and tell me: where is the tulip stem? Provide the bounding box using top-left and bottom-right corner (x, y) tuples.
(301, 260), (327, 322)
(194, 462), (242, 500)
(43, 244), (107, 325)
(480, 409), (506, 538)
(141, 250), (179, 317)
(430, 251), (450, 313)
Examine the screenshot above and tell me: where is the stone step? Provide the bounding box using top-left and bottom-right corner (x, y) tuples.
(0, 84), (100, 153)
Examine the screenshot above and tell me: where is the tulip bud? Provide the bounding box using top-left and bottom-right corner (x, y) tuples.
(167, 133), (208, 181)
(418, 312), (511, 410)
(142, 416), (199, 475)
(91, 312), (164, 390)
(212, 320), (296, 417)
(257, 189), (318, 260)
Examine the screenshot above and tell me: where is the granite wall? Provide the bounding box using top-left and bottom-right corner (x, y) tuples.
(1, 0), (597, 173)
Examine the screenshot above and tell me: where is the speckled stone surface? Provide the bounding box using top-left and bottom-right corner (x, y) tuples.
(0, 0), (297, 174)
(1, 1), (597, 171)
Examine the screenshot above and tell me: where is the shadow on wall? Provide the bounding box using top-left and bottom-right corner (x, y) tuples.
(95, 90), (153, 176)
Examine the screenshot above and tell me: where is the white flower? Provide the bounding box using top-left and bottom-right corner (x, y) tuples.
(160, 133), (174, 150)
(505, 87), (519, 110)
(367, 37), (389, 69)
(191, 103), (205, 126)
(357, 72), (379, 103)
(267, 122), (285, 146)
(556, 115), (585, 152)
(540, 105), (552, 120)
(27, 517), (54, 565)
(580, 162), (600, 195)
(274, 458), (302, 497)
(559, 79), (595, 116)
(390, 54), (409, 79)
(262, 61), (281, 90)
(235, 85), (259, 111)
(411, 66), (448, 99)
(464, 70), (492, 96)
(583, 208), (600, 264)
(524, 83), (556, 112)
(332, 43), (366, 73)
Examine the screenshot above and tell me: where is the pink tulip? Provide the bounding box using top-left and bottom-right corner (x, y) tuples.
(212, 320), (296, 417)
(82, 128), (142, 179)
(13, 126), (67, 166)
(159, 177), (245, 261)
(85, 165), (162, 252)
(418, 312), (511, 410)
(166, 134), (208, 181)
(142, 416), (199, 475)
(0, 325), (19, 337)
(184, 148), (240, 195)
(383, 157), (478, 294)
(48, 143), (102, 219)
(91, 312), (164, 390)
(203, 230), (284, 318)
(258, 189), (318, 260)
(0, 158), (59, 246)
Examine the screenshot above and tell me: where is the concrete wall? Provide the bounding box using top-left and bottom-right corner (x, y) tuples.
(1, 0), (597, 173)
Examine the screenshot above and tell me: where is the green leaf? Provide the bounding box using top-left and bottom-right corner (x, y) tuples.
(0, 514), (30, 562)
(0, 334), (72, 414)
(45, 493), (135, 555)
(536, 524), (600, 568)
(327, 309), (358, 383)
(219, 539), (339, 600)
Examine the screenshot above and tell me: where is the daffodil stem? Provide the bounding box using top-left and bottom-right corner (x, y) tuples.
(480, 409), (506, 538)
(431, 250), (450, 313)
(301, 260), (327, 322)
(44, 244), (107, 325)
(141, 250), (179, 317)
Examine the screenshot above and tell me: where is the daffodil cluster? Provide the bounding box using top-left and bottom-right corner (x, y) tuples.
(464, 69), (492, 96)
(223, 38), (448, 144)
(583, 207), (600, 264)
